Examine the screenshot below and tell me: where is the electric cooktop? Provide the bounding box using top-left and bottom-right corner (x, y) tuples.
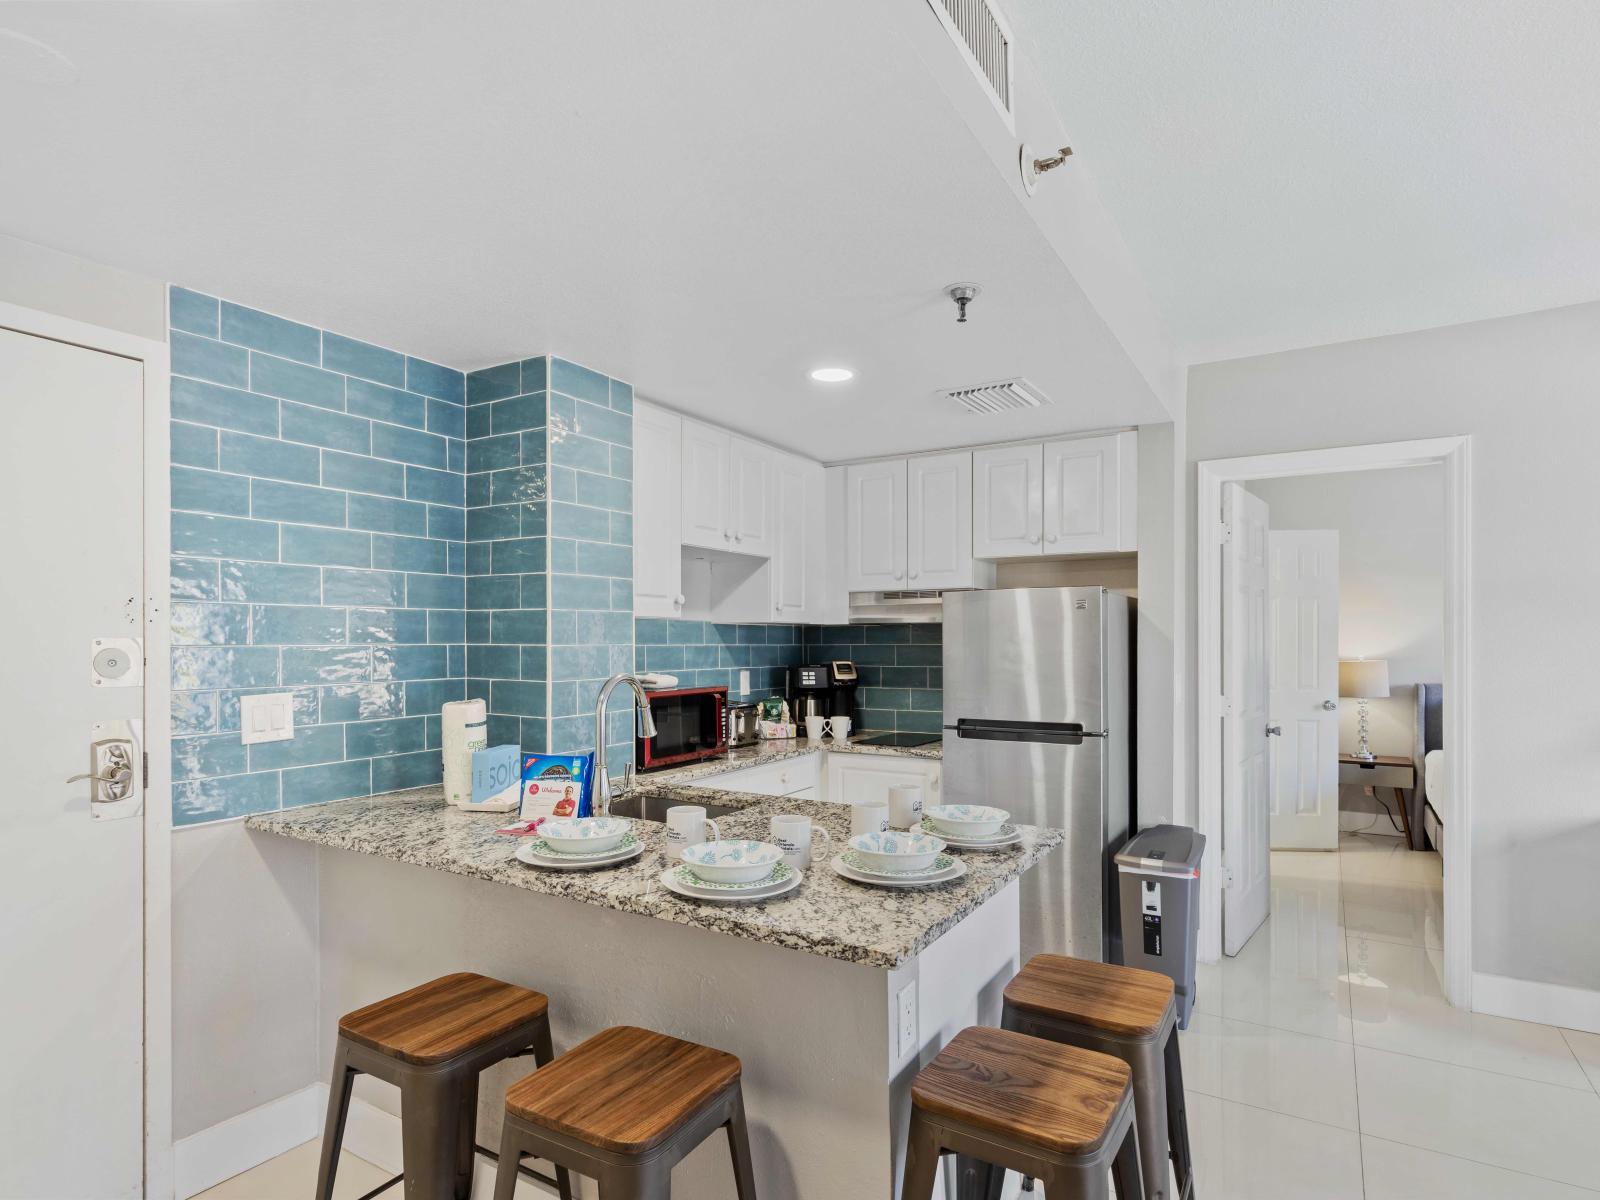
(854, 731), (942, 749)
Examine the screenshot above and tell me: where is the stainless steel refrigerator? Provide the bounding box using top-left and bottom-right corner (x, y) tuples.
(942, 586), (1131, 964)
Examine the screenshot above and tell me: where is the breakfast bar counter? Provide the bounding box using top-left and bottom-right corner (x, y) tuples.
(246, 774), (1058, 1199)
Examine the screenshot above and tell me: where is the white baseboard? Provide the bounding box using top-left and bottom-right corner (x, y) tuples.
(172, 1083), (324, 1198)
(1473, 971), (1600, 1034)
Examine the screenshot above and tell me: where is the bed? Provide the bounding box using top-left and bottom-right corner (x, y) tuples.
(1412, 683), (1444, 853)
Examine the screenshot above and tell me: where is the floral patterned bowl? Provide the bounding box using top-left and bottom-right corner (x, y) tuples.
(847, 830), (946, 873)
(680, 839), (786, 884)
(538, 816), (632, 854)
(924, 804), (1009, 838)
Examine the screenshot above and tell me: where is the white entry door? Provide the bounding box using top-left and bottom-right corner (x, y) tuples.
(1222, 483), (1271, 956)
(0, 326), (146, 1198)
(1268, 531), (1341, 850)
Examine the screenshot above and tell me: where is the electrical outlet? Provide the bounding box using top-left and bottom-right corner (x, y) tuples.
(896, 981), (917, 1058)
(738, 669), (751, 696)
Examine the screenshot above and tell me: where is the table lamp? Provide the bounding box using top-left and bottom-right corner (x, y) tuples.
(1338, 658), (1390, 762)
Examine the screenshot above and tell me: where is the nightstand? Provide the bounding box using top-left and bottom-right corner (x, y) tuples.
(1338, 754), (1415, 846)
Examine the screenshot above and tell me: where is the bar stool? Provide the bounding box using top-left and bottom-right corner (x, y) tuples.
(315, 972), (573, 1200)
(1003, 955), (1194, 1200)
(902, 1026), (1143, 1200)
(494, 1025), (758, 1199)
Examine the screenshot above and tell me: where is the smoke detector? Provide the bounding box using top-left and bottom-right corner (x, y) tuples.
(940, 376), (1050, 415)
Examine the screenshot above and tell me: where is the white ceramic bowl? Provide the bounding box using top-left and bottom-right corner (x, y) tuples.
(847, 830), (946, 873)
(538, 816), (631, 854)
(680, 839), (785, 884)
(924, 804), (1009, 839)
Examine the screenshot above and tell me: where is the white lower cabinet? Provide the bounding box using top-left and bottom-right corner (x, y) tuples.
(823, 753), (941, 809)
(696, 754), (822, 799)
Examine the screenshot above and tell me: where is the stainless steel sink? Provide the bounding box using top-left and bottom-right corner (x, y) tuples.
(607, 791), (742, 823)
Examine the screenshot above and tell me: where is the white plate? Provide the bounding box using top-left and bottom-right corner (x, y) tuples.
(660, 865), (801, 903)
(840, 849), (958, 878)
(830, 853), (967, 889)
(920, 820), (1022, 850)
(516, 839), (643, 871)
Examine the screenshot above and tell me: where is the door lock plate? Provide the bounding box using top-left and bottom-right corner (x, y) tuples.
(91, 637), (143, 688)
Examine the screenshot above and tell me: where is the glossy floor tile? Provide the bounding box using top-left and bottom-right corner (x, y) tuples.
(1186, 1092), (1365, 1199)
(1180, 1011), (1360, 1129)
(194, 1139), (391, 1199)
(1562, 1026), (1600, 1091)
(1360, 1135), (1600, 1199)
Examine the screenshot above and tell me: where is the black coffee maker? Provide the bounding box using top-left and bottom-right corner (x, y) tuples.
(786, 661), (858, 729)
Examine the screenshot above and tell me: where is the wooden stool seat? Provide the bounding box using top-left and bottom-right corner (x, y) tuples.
(913, 1027), (1131, 1156)
(338, 971), (550, 1065)
(1004, 954), (1174, 1039)
(506, 1025), (742, 1154)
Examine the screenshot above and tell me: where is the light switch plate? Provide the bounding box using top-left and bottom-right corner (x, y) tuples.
(240, 692), (295, 746)
(896, 981), (917, 1059)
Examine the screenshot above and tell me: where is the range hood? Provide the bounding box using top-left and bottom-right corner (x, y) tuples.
(847, 589), (955, 624)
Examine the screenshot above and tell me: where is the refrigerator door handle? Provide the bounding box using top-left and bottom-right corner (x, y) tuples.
(945, 718), (1108, 745)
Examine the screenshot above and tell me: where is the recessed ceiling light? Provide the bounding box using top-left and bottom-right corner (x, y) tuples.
(810, 367), (854, 383)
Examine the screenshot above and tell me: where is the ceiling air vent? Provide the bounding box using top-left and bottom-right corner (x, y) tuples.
(942, 376), (1050, 416)
(925, 0), (1015, 127)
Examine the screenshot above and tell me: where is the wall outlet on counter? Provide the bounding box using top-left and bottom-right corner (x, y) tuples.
(738, 669), (751, 696)
(897, 981), (917, 1058)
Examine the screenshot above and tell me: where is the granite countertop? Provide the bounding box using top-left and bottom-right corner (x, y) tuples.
(244, 776), (1058, 970)
(640, 732), (942, 786)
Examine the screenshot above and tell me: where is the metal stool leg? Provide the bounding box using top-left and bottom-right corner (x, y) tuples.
(454, 1072), (479, 1200)
(492, 1119), (529, 1200)
(401, 1073), (462, 1200)
(529, 1019), (577, 1200)
(315, 1041), (357, 1200)
(900, 1111), (942, 1200)
(1163, 1028), (1194, 1199)
(724, 1087), (759, 1200)
(1110, 1121), (1145, 1199)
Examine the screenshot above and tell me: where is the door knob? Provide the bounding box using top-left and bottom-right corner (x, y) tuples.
(1321, 700), (1338, 711)
(1265, 724), (1282, 737)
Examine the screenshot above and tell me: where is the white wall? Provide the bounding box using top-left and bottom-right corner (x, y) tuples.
(0, 232), (167, 342)
(1136, 419), (1185, 828)
(1188, 300), (1600, 995)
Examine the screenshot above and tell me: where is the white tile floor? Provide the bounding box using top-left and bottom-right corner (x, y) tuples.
(204, 832), (1600, 1199)
(1186, 831), (1600, 1197)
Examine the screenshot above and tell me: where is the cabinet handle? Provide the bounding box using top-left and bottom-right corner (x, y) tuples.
(724, 530), (732, 541)
(1046, 533), (1057, 544)
(674, 594), (685, 607)
(893, 571), (904, 581)
(908, 570), (919, 580)
(735, 534), (743, 543)
(1027, 533), (1040, 545)
(775, 603), (782, 612)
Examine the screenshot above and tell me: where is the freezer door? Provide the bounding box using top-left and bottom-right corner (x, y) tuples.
(943, 729), (1112, 963)
(942, 587), (1105, 727)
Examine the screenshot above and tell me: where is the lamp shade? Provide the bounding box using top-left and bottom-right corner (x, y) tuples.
(1339, 658), (1391, 699)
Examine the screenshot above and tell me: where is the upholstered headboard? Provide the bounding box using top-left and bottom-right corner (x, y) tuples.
(1410, 683), (1444, 848)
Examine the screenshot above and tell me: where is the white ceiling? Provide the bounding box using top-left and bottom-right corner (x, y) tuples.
(1008, 0), (1600, 363)
(0, 1), (1171, 462)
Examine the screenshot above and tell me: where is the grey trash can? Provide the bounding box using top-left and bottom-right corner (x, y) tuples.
(1115, 824), (1207, 1029)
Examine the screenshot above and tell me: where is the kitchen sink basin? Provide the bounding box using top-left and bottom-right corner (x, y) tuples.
(606, 791), (742, 823)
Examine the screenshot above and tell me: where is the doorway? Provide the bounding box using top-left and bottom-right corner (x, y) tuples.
(0, 301), (173, 1196)
(1196, 438), (1471, 1007)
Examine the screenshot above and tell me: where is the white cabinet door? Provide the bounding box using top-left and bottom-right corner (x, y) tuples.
(1042, 431), (1136, 554)
(824, 754), (941, 809)
(728, 435), (774, 558)
(972, 443), (1043, 558)
(845, 459), (907, 590)
(906, 451), (973, 589)
(632, 400), (684, 618)
(773, 453), (809, 619)
(681, 418), (730, 550)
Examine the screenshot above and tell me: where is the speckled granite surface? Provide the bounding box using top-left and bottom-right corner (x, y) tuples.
(641, 733), (941, 785)
(245, 777), (1058, 970)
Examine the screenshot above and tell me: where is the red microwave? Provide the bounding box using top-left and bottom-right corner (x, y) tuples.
(636, 686), (728, 771)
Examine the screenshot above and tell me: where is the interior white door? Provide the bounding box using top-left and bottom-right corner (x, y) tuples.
(632, 400), (684, 617)
(0, 326), (145, 1198)
(906, 451), (972, 589)
(680, 417), (729, 550)
(1267, 530), (1342, 850)
(727, 435), (774, 557)
(1222, 482), (1272, 956)
(972, 443), (1042, 558)
(844, 459), (906, 590)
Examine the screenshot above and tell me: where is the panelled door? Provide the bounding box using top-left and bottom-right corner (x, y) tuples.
(1222, 482), (1272, 956)
(632, 400), (683, 617)
(971, 443), (1042, 557)
(906, 451), (971, 589)
(1267, 530), (1341, 849)
(680, 418), (729, 550)
(0, 325), (146, 1197)
(844, 459), (906, 590)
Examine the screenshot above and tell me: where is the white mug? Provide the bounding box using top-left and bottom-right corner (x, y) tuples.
(665, 805), (720, 861)
(850, 801), (890, 837)
(805, 714), (828, 741)
(887, 783), (924, 830)
(770, 814), (831, 871)
(828, 715), (852, 742)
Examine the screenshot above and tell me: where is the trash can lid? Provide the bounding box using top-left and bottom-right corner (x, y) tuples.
(1115, 824), (1206, 874)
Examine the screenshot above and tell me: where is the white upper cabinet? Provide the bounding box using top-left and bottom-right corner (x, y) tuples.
(906, 452), (974, 589)
(972, 443), (1043, 558)
(973, 432), (1137, 558)
(1042, 431), (1137, 554)
(633, 399), (684, 618)
(772, 452), (818, 620)
(727, 435), (775, 557)
(845, 459), (907, 590)
(681, 417), (731, 551)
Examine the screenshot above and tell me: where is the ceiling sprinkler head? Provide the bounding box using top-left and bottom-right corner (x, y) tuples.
(947, 283), (981, 324)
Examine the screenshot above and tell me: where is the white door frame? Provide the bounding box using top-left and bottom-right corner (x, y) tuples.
(0, 299), (174, 1195)
(1197, 437), (1472, 1007)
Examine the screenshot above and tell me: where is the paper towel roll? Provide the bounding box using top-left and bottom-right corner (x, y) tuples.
(442, 699), (488, 806)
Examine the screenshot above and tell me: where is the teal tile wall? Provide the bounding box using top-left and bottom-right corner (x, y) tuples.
(168, 286), (466, 825)
(804, 624), (944, 733)
(635, 620), (806, 699)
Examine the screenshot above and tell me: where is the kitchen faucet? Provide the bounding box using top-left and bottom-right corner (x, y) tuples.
(592, 674), (657, 817)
